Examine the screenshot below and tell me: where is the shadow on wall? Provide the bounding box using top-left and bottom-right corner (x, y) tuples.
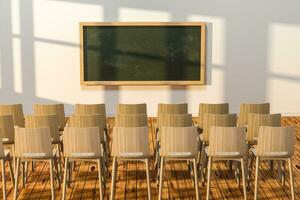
(1, 0), (300, 114)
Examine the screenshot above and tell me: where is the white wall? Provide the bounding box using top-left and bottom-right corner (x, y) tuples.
(1, 0), (300, 116)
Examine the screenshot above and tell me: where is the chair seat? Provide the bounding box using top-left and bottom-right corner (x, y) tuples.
(250, 147), (289, 158)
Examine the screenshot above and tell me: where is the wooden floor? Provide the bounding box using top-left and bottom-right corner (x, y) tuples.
(1, 117), (300, 200)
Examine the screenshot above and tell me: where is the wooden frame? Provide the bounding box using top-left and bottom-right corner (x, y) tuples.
(79, 22), (206, 86)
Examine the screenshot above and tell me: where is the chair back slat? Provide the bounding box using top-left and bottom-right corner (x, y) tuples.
(160, 126), (198, 157)
(74, 104), (107, 126)
(208, 126), (247, 157)
(69, 114), (105, 142)
(0, 115), (14, 143)
(238, 103), (270, 126)
(203, 114), (237, 142)
(33, 104), (65, 130)
(112, 127), (149, 158)
(14, 127), (52, 158)
(114, 114), (147, 127)
(247, 113), (281, 142)
(116, 104), (147, 115)
(256, 126), (295, 157)
(157, 103), (188, 116)
(25, 115), (60, 143)
(63, 127), (102, 158)
(197, 103), (229, 128)
(0, 104), (24, 127)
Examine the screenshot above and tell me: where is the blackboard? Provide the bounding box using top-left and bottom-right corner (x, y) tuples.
(80, 22), (206, 85)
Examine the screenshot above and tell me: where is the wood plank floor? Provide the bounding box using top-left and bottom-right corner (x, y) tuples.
(1, 117), (300, 199)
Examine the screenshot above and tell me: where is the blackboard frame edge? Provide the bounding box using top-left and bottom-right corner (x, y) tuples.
(79, 22), (206, 86)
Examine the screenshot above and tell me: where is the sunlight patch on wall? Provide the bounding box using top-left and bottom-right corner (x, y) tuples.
(33, 0), (103, 44)
(11, 0), (20, 35)
(267, 23), (300, 115)
(268, 23), (300, 77)
(118, 7), (171, 21)
(12, 38), (22, 93)
(188, 15), (226, 67)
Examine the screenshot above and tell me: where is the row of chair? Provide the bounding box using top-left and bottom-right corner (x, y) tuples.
(0, 102), (295, 200)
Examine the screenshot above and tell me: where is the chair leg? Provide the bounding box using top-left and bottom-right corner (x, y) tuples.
(288, 158), (295, 200)
(53, 157), (61, 188)
(21, 162), (26, 187)
(57, 144), (63, 179)
(97, 158), (103, 200)
(145, 158), (151, 200)
(281, 160), (286, 186)
(254, 157), (260, 200)
(14, 158), (20, 200)
(193, 158), (199, 200)
(206, 157), (212, 200)
(1, 160), (7, 200)
(68, 161), (72, 187)
(158, 157), (164, 200)
(49, 159), (55, 200)
(241, 158), (247, 200)
(8, 157), (15, 187)
(110, 157), (117, 200)
(62, 158), (69, 200)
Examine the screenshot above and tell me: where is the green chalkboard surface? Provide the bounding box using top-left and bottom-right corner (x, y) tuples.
(80, 22), (205, 85)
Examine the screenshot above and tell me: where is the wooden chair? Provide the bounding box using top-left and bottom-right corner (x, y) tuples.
(116, 103), (147, 115)
(253, 126), (295, 200)
(0, 138), (14, 200)
(114, 114), (148, 127)
(0, 104), (24, 127)
(196, 103), (229, 131)
(200, 113), (237, 181)
(69, 114), (108, 170)
(33, 104), (65, 131)
(110, 126), (151, 200)
(62, 127), (104, 200)
(25, 115), (62, 178)
(159, 126), (199, 200)
(155, 114), (193, 170)
(74, 103), (109, 158)
(14, 127), (60, 200)
(206, 126), (248, 200)
(238, 103), (270, 126)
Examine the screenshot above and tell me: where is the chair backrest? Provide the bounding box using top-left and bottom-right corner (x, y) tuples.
(208, 126), (247, 157)
(197, 103), (229, 129)
(0, 138), (5, 159)
(0, 104), (24, 127)
(202, 113), (237, 142)
(14, 127), (53, 159)
(74, 104), (107, 126)
(116, 103), (147, 115)
(256, 126), (295, 157)
(0, 115), (14, 144)
(160, 126), (198, 158)
(114, 114), (147, 127)
(238, 103), (270, 126)
(157, 114), (193, 141)
(247, 113), (281, 142)
(33, 104), (65, 130)
(25, 115), (60, 143)
(157, 103), (188, 116)
(63, 127), (102, 158)
(69, 114), (105, 142)
(112, 126), (149, 158)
